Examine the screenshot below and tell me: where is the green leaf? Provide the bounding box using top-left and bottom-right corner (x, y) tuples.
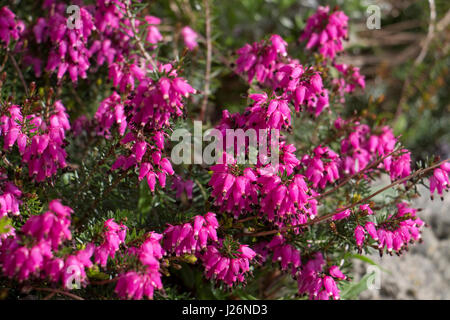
(346, 253), (391, 275)
(340, 272), (372, 300)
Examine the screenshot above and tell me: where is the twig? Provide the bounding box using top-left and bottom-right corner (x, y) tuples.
(8, 52), (28, 96)
(394, 0), (436, 120)
(199, 0), (212, 121)
(125, 4), (158, 71)
(415, 0), (436, 65)
(33, 287), (84, 300)
(0, 53), (9, 72)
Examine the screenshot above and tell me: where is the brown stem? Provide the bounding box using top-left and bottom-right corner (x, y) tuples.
(125, 4), (158, 71)
(199, 0), (212, 121)
(8, 52), (28, 96)
(32, 287), (84, 300)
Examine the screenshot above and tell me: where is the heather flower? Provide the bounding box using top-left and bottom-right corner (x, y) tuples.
(360, 202), (424, 256)
(163, 212), (219, 255)
(267, 235), (301, 275)
(33, 6), (95, 83)
(94, 219), (128, 267)
(0, 6), (24, 46)
(95, 92), (127, 137)
(271, 63), (329, 116)
(61, 244), (95, 289)
(296, 252), (344, 300)
(332, 63), (365, 102)
(429, 162), (450, 199)
(302, 145), (340, 189)
(236, 34), (288, 84)
(199, 242), (256, 287)
(258, 172), (317, 228)
(1, 101), (71, 182)
(145, 16), (163, 48)
(0, 174), (22, 218)
(115, 232), (164, 300)
(181, 26), (198, 51)
(332, 208), (351, 221)
(22, 200), (73, 250)
(299, 6), (348, 59)
(354, 225), (365, 250)
(209, 153), (259, 218)
(171, 175), (194, 200)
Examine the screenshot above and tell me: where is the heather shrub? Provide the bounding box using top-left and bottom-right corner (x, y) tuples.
(0, 0), (448, 300)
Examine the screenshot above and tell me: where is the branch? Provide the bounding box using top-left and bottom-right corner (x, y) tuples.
(32, 287), (84, 300)
(8, 52), (28, 96)
(125, 4), (158, 72)
(415, 0), (436, 65)
(199, 0), (212, 121)
(395, 0), (436, 120)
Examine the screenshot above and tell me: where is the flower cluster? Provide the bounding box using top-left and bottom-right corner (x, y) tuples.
(296, 252), (345, 300)
(199, 242), (256, 287)
(209, 154), (259, 218)
(115, 232), (164, 300)
(171, 175), (194, 200)
(95, 91), (127, 137)
(299, 6), (348, 59)
(302, 145), (340, 189)
(0, 2), (448, 302)
(332, 63), (365, 103)
(0, 200), (94, 288)
(355, 202), (424, 255)
(94, 219), (127, 267)
(163, 212), (219, 255)
(1, 100), (71, 182)
(0, 172), (22, 218)
(0, 6), (24, 46)
(272, 62), (330, 116)
(101, 63), (195, 193)
(429, 162), (450, 199)
(181, 26), (198, 51)
(338, 120), (411, 180)
(33, 4), (95, 83)
(236, 34), (288, 84)
(266, 235), (301, 275)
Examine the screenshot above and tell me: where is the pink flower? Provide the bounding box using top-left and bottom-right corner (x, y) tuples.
(235, 34), (288, 84)
(171, 175), (194, 200)
(0, 7), (24, 46)
(163, 212), (219, 255)
(332, 209), (351, 221)
(429, 162), (450, 199)
(300, 6), (348, 59)
(354, 225), (365, 249)
(199, 242), (256, 287)
(95, 92), (127, 137)
(181, 26), (198, 50)
(115, 232), (164, 300)
(302, 145), (340, 189)
(94, 219), (127, 267)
